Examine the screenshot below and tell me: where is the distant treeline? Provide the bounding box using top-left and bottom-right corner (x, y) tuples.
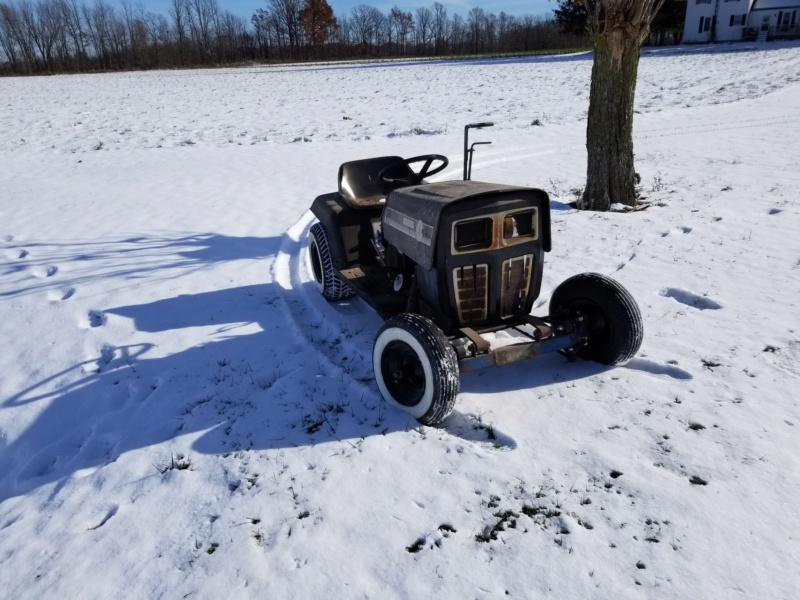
(0, 0), (591, 75)
(0, 0), (681, 76)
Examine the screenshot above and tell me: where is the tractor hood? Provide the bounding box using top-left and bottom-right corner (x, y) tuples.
(382, 180), (550, 270)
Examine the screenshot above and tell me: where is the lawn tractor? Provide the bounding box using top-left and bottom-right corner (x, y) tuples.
(307, 123), (643, 425)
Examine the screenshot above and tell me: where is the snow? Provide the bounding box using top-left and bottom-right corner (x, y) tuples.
(2, 41), (800, 598)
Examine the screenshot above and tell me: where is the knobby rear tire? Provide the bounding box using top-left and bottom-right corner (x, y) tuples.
(308, 222), (354, 301)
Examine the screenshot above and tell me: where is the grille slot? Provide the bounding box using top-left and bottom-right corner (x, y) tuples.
(453, 265), (489, 324)
(501, 255), (533, 318)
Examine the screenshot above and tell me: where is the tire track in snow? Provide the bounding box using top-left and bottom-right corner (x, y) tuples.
(433, 111), (800, 180)
(271, 210), (383, 401)
(636, 112), (800, 141)
(433, 144), (575, 182)
(271, 212), (520, 448)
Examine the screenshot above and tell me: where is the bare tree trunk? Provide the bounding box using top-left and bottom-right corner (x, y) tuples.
(62, 0), (88, 71)
(583, 30), (640, 210)
(582, 0), (665, 211)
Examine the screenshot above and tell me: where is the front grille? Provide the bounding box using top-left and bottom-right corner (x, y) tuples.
(453, 264), (488, 324)
(501, 255), (533, 318)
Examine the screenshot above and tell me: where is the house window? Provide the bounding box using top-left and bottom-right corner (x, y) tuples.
(699, 16), (713, 33)
(779, 11), (797, 26)
(729, 14), (746, 26)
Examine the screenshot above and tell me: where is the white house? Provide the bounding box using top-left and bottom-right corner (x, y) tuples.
(683, 0), (800, 43)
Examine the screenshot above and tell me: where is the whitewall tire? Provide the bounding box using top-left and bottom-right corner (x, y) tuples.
(373, 313), (459, 426)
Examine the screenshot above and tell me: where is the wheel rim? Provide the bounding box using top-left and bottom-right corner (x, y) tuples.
(381, 340), (425, 407)
(309, 238), (323, 285)
(570, 300), (610, 352)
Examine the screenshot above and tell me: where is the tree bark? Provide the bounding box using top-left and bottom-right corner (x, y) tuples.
(583, 30), (641, 210)
(582, 0), (665, 211)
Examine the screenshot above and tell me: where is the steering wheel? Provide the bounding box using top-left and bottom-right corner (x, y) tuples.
(378, 154), (449, 186)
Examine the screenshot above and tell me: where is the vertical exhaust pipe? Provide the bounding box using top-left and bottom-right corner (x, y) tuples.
(463, 122), (494, 180)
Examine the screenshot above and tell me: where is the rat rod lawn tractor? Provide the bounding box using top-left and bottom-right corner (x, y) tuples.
(308, 123), (643, 425)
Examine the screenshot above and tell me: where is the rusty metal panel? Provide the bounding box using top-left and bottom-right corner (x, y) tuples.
(453, 264), (488, 323)
(457, 329), (585, 373)
(458, 326), (491, 354)
(500, 254), (533, 318)
(457, 340), (541, 372)
(492, 341), (541, 366)
(521, 314), (553, 339)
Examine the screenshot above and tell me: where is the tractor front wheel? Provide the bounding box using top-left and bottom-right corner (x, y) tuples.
(549, 273), (643, 365)
(373, 313), (459, 426)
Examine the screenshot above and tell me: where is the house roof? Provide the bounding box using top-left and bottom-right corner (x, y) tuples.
(751, 0), (800, 10)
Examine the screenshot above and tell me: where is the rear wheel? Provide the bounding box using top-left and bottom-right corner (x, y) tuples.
(373, 313), (459, 426)
(549, 273), (643, 365)
(308, 222), (353, 301)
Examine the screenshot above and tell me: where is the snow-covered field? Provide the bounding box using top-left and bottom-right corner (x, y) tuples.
(1, 42), (799, 598)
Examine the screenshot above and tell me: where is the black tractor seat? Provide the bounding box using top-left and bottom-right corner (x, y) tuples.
(338, 156), (414, 209)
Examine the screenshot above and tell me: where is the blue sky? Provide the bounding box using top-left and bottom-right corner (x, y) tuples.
(136, 0), (555, 22)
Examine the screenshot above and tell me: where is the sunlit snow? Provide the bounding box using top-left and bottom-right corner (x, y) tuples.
(1, 41), (799, 598)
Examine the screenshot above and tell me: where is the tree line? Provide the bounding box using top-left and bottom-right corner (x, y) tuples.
(0, 0), (592, 75)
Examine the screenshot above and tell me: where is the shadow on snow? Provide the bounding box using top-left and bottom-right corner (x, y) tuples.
(0, 233), (642, 503)
(0, 233), (282, 299)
